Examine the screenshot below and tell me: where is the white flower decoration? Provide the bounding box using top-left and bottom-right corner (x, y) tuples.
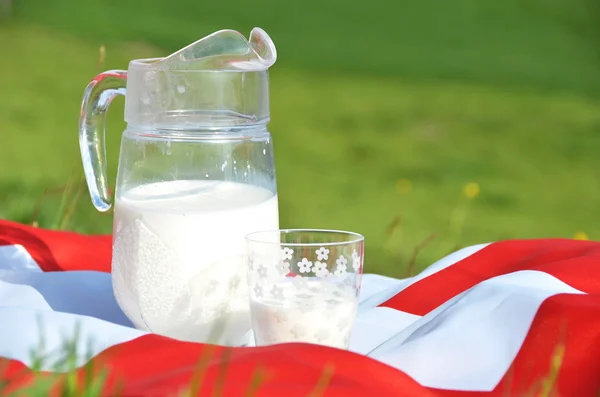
(254, 284), (264, 298)
(336, 255), (348, 267)
(276, 261), (291, 276)
(352, 249), (361, 271)
(271, 285), (284, 300)
(298, 258), (312, 273)
(312, 261), (326, 273)
(315, 247), (330, 261)
(312, 261), (329, 277)
(257, 265), (268, 279)
(334, 263), (347, 277)
(294, 275), (308, 289)
(282, 247), (293, 260)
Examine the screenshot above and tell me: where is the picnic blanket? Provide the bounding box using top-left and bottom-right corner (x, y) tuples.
(1, 218), (599, 396)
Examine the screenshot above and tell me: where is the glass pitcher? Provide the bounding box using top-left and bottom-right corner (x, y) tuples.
(78, 28), (279, 346)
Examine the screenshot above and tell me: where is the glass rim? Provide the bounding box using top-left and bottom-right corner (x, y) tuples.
(246, 228), (364, 247)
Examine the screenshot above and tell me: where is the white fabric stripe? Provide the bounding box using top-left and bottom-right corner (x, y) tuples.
(0, 268), (147, 369)
(350, 307), (420, 355)
(0, 307), (146, 369)
(0, 270), (133, 327)
(0, 244), (42, 272)
(368, 270), (584, 391)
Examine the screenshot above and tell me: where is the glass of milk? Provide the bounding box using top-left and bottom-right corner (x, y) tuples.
(78, 28), (279, 346)
(246, 229), (364, 349)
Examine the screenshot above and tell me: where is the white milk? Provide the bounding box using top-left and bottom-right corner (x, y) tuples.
(111, 180), (278, 346)
(250, 279), (358, 349)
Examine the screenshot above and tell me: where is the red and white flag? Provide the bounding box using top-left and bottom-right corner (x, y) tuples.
(1, 218), (599, 396)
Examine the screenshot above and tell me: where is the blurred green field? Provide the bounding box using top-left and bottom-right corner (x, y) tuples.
(1, 0), (600, 276)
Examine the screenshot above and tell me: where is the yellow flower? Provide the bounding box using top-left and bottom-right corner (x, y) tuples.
(463, 182), (480, 200)
(98, 45), (106, 66)
(573, 231), (589, 241)
(396, 178), (412, 195)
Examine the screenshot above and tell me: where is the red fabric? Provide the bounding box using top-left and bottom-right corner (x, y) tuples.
(0, 219), (112, 272)
(381, 238), (600, 315)
(2, 219), (600, 396)
(1, 337), (434, 396)
(380, 238), (600, 396)
(500, 293), (600, 396)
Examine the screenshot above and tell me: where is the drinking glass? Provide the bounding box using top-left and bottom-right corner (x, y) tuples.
(246, 229), (364, 349)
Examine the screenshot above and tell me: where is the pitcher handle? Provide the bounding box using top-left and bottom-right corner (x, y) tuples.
(79, 70), (127, 212)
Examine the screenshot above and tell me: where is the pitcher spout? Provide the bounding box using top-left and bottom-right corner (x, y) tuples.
(154, 27), (277, 71)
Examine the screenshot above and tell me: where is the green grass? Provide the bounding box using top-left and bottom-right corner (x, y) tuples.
(2, 0), (600, 276)
(10, 0), (600, 97)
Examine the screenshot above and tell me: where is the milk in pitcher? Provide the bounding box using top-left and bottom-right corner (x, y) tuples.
(112, 180), (278, 345)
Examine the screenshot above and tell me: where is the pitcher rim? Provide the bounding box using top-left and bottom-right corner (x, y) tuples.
(128, 57), (272, 73)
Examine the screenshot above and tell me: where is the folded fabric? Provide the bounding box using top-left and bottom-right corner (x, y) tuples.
(1, 219), (599, 396)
